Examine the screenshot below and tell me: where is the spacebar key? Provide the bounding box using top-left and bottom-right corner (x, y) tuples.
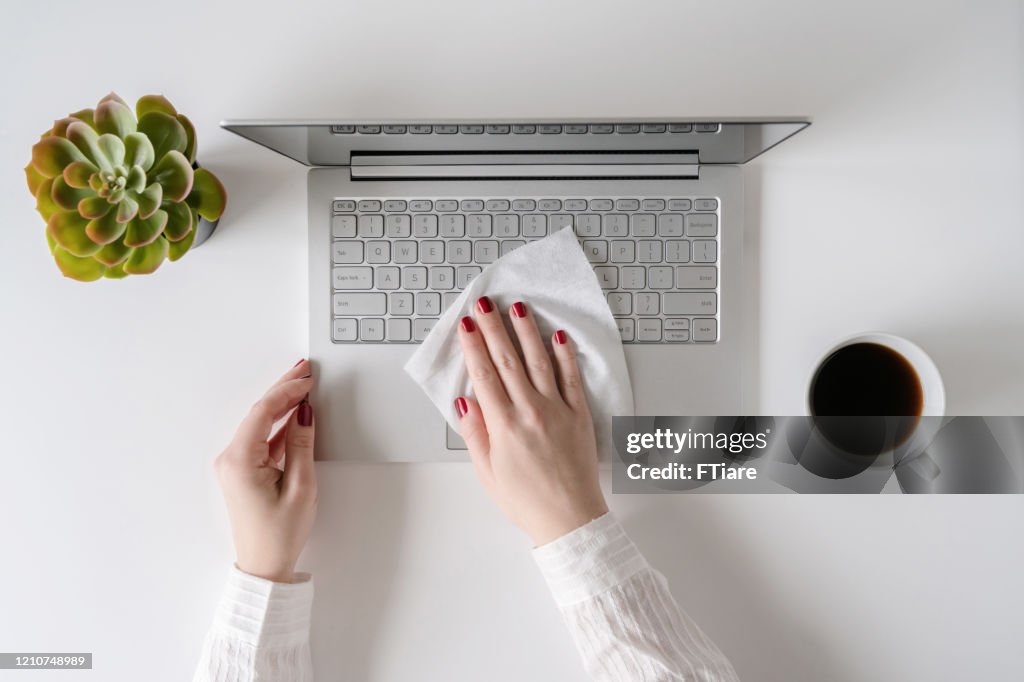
(663, 292), (717, 315)
(333, 292), (387, 315)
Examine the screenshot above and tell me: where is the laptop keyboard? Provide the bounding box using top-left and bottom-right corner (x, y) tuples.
(330, 197), (720, 344)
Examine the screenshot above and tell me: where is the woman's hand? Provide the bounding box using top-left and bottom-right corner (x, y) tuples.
(214, 360), (317, 583)
(456, 297), (607, 546)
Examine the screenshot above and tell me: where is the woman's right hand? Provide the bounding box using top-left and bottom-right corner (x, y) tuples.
(456, 297), (607, 546)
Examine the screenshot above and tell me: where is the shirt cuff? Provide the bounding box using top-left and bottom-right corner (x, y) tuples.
(210, 565), (314, 648)
(532, 512), (649, 607)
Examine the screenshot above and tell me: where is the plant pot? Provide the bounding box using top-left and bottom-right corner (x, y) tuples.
(191, 161), (220, 249)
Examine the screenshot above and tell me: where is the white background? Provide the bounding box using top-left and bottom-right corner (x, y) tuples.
(2, 1), (1023, 680)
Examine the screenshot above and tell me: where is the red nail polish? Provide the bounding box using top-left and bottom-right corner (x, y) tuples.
(476, 296), (494, 314)
(511, 301), (527, 318)
(293, 358), (305, 367)
(454, 397), (468, 418)
(298, 398), (313, 426)
(554, 330), (568, 345)
(460, 316), (476, 332)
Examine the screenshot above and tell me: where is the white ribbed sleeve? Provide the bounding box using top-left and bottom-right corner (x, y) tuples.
(533, 513), (740, 682)
(193, 566), (314, 682)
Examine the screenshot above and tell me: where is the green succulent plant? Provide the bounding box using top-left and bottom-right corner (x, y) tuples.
(25, 92), (227, 281)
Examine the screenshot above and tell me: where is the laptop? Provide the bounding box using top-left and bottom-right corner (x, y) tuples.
(221, 119), (808, 461)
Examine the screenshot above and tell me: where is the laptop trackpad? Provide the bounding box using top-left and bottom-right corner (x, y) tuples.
(446, 424), (467, 450)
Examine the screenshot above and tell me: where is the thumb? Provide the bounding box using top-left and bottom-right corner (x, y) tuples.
(456, 397), (493, 491)
(282, 397), (316, 499)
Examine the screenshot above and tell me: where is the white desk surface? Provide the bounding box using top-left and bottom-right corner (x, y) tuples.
(2, 1), (1022, 680)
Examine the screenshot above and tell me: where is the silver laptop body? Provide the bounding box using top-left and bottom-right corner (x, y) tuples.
(221, 119), (808, 461)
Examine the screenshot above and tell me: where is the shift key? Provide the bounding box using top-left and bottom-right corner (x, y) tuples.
(333, 292), (386, 315)
(663, 292), (717, 315)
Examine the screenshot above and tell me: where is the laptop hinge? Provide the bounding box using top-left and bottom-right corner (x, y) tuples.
(349, 152), (699, 179)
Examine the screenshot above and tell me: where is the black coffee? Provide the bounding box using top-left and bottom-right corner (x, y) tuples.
(810, 342), (923, 455)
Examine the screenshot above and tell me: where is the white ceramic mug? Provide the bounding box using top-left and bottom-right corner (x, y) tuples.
(806, 332), (945, 417)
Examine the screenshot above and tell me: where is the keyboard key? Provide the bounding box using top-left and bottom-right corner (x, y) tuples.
(385, 214), (411, 238)
(358, 214), (384, 238)
(658, 214), (683, 237)
(360, 318), (385, 341)
(695, 198), (718, 211)
(642, 123), (666, 133)
(403, 266), (427, 289)
(611, 241), (635, 263)
(466, 214), (492, 237)
(457, 266), (482, 288)
(603, 214), (628, 237)
(549, 214), (573, 233)
(393, 241), (417, 264)
(668, 123), (693, 133)
(576, 214), (601, 237)
(443, 292), (460, 311)
(421, 241), (444, 264)
(696, 123), (720, 133)
(594, 267), (618, 289)
(512, 199), (536, 211)
(631, 214), (656, 237)
(668, 199), (692, 211)
(616, 124), (640, 134)
(356, 125), (381, 134)
(332, 215), (357, 238)
(459, 125), (483, 134)
(332, 242), (364, 264)
(332, 266), (373, 289)
(693, 319), (718, 342)
(413, 318), (439, 341)
(583, 240), (608, 263)
(332, 125), (355, 134)
(686, 214), (718, 237)
(333, 292), (386, 316)
(333, 318), (358, 342)
(435, 199), (459, 211)
(501, 240), (526, 255)
(590, 123), (614, 134)
(485, 124), (510, 134)
(409, 125), (432, 134)
(616, 318), (635, 341)
(494, 214), (519, 237)
(523, 214), (547, 238)
(376, 266), (400, 290)
(440, 214), (465, 237)
(637, 240), (663, 262)
(635, 292), (660, 315)
(565, 124), (588, 134)
(607, 292), (631, 315)
(365, 241), (391, 263)
(460, 199), (484, 211)
(641, 199), (665, 211)
(434, 125), (457, 134)
(665, 329), (690, 342)
(666, 240), (691, 263)
(538, 199), (562, 211)
(664, 292), (717, 315)
(512, 124), (536, 134)
(637, 318), (662, 342)
(357, 200), (382, 211)
(621, 266), (645, 289)
(616, 199), (640, 211)
(409, 200), (433, 212)
(589, 199), (613, 211)
(445, 241), (470, 265)
(390, 292), (414, 315)
(676, 266), (717, 288)
(333, 200), (355, 212)
(648, 266), (674, 289)
(413, 214), (438, 238)
(692, 240), (718, 263)
(384, 200), (407, 211)
(474, 241), (499, 263)
(565, 199), (588, 211)
(416, 292), (441, 316)
(485, 199), (510, 211)
(538, 124), (562, 134)
(429, 266), (455, 290)
(665, 318), (690, 330)
(387, 318), (412, 342)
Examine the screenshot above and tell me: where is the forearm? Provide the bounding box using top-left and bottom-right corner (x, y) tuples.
(194, 566), (314, 682)
(534, 514), (739, 682)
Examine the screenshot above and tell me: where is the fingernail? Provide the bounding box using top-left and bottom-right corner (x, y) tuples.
(511, 301), (527, 318)
(460, 316), (476, 332)
(293, 358), (305, 367)
(554, 329), (568, 345)
(476, 296), (494, 314)
(454, 397), (468, 418)
(298, 398), (313, 426)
